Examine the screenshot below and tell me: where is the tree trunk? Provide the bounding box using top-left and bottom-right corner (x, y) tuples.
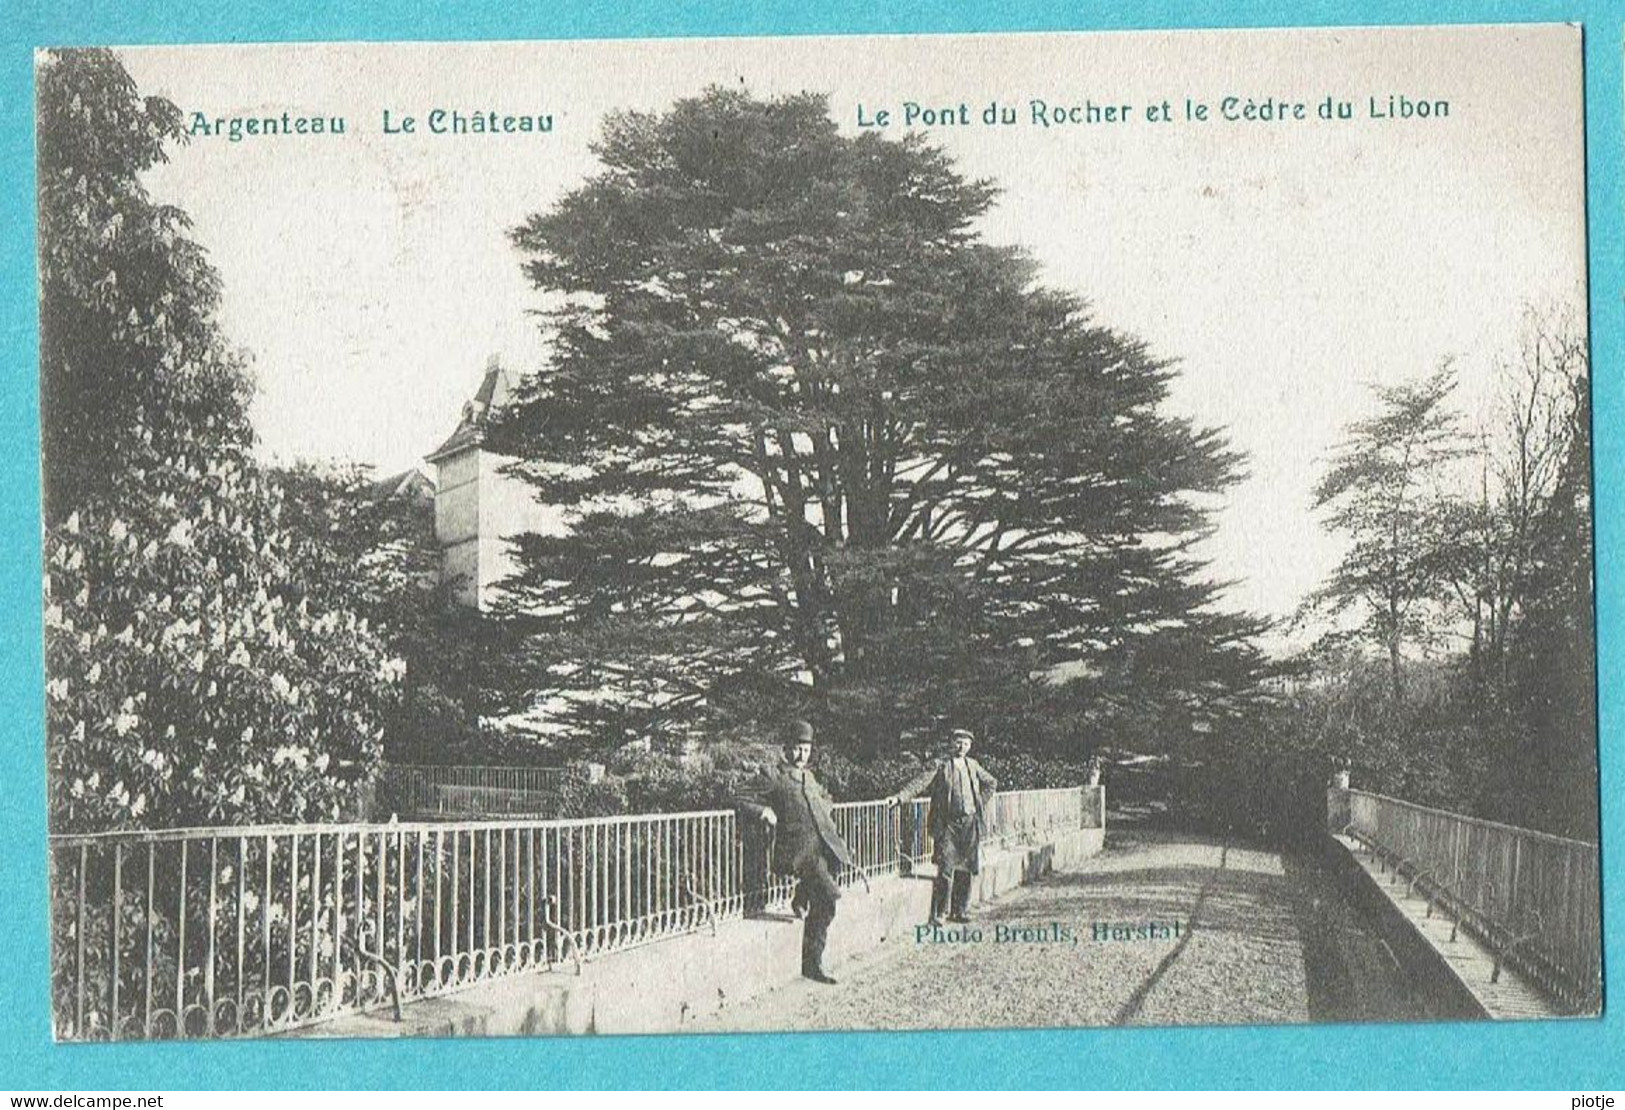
(1388, 626), (1404, 705)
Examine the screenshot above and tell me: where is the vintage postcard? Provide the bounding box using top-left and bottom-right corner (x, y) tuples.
(37, 24), (1599, 1043)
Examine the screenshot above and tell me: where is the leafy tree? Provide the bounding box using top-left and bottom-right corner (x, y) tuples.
(38, 49), (253, 522)
(44, 457), (403, 831)
(1291, 317), (1595, 840)
(1435, 317), (1588, 696)
(40, 49), (400, 831)
(271, 464), (441, 638)
(1309, 366), (1468, 703)
(488, 88), (1254, 758)
(1488, 324), (1595, 838)
(270, 462), (522, 765)
(1189, 649), (1490, 842)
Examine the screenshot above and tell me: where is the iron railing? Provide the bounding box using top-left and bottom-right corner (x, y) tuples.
(376, 764), (569, 818)
(50, 785), (1102, 1041)
(1336, 788), (1601, 1013)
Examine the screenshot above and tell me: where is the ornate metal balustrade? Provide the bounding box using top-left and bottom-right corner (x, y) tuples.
(50, 785), (1102, 1041)
(1336, 788), (1601, 1013)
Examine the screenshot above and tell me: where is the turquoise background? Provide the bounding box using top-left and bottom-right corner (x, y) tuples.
(1, 0), (1619, 1090)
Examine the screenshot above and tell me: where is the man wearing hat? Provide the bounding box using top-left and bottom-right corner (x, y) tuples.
(890, 728), (999, 925)
(733, 719), (853, 984)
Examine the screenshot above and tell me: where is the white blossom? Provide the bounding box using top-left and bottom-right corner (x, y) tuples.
(272, 746), (309, 771)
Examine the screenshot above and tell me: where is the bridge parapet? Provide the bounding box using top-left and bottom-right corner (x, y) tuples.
(1328, 785), (1600, 1013)
(49, 784), (1104, 1041)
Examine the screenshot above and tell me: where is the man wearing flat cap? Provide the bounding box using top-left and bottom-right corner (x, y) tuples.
(891, 728), (998, 925)
(733, 719), (853, 984)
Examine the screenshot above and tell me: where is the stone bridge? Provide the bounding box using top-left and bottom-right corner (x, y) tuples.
(294, 810), (1586, 1039)
(53, 784), (1592, 1041)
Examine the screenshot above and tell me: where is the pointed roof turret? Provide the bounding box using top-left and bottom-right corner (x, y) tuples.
(427, 355), (514, 462)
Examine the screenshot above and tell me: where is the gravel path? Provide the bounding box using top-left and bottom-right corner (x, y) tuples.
(702, 830), (1411, 1033)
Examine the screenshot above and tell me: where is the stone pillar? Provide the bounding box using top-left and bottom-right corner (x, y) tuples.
(1082, 784), (1107, 829)
(1326, 775), (1352, 832)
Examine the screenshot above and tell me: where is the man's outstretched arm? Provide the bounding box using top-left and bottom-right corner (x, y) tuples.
(887, 765), (939, 806)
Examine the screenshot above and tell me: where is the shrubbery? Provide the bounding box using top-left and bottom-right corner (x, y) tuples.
(41, 49), (402, 831)
(45, 443), (403, 831)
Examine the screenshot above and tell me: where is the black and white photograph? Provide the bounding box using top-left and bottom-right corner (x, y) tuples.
(38, 24), (1600, 1043)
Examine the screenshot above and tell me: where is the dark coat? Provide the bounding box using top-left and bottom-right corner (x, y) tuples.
(734, 764), (854, 874)
(893, 757), (999, 839)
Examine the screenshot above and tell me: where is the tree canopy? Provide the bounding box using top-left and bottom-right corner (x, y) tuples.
(40, 50), (401, 831)
(487, 88), (1262, 758)
(38, 49), (254, 522)
(1308, 365), (1468, 702)
(270, 462), (516, 765)
(1292, 319), (1596, 840)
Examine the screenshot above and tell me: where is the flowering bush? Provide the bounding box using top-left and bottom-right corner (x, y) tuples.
(39, 50), (401, 831)
(45, 438), (403, 831)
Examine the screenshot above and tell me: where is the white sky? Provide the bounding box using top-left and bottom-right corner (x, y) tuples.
(118, 26), (1587, 629)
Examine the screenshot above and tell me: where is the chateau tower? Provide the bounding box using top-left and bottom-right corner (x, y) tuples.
(426, 356), (561, 609)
